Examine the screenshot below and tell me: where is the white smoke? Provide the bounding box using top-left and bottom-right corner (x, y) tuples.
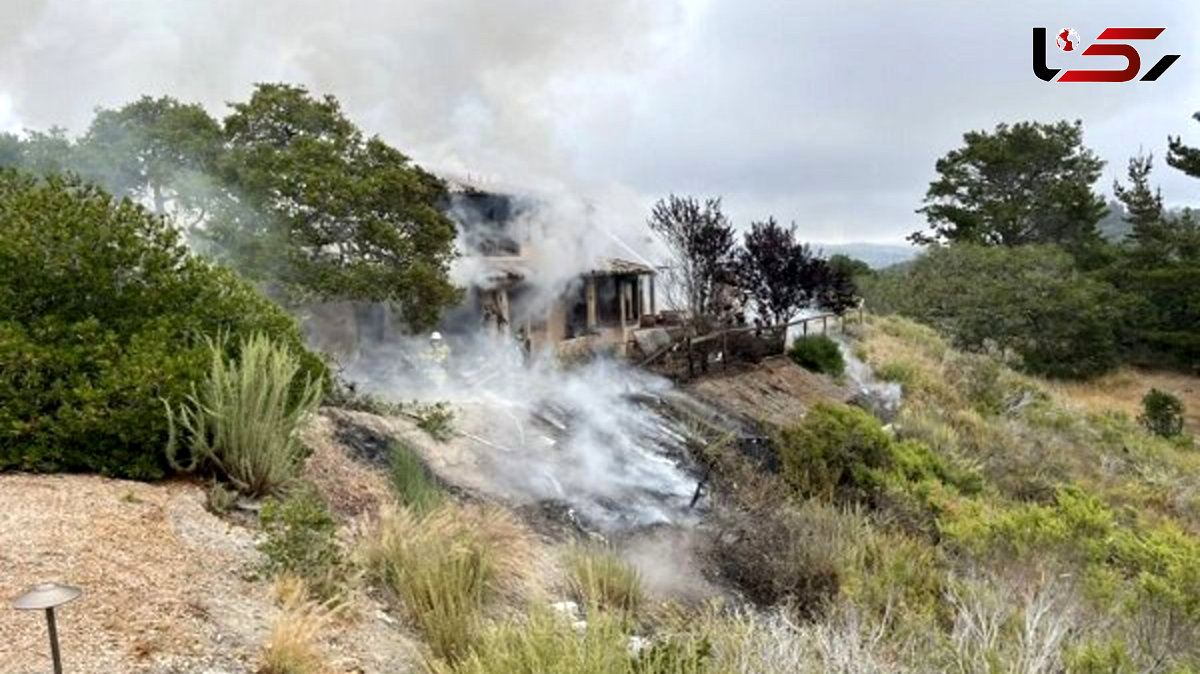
(343, 333), (705, 532)
(447, 185), (661, 323)
(0, 0), (683, 195)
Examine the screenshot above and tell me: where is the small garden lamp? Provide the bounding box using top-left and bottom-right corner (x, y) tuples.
(11, 582), (82, 674)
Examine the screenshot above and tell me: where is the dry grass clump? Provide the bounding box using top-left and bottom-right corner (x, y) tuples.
(257, 576), (341, 674)
(358, 502), (535, 661)
(1050, 368), (1200, 435)
(708, 496), (852, 619)
(426, 608), (639, 674)
(565, 545), (645, 615)
(431, 606), (721, 674)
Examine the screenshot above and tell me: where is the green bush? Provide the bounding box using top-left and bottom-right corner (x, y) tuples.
(409, 401), (456, 442)
(1139, 388), (1185, 438)
(259, 486), (343, 598)
(778, 402), (978, 504)
(166, 333), (322, 496)
(778, 403), (893, 500)
(942, 486), (1200, 625)
(0, 171), (323, 478)
(787, 335), (845, 377)
(388, 440), (442, 513)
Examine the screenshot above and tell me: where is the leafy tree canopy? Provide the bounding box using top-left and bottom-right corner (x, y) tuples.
(78, 96), (225, 221)
(911, 120), (1107, 255)
(213, 84), (460, 327)
(0, 85), (462, 331)
(735, 218), (818, 325)
(827, 254), (871, 279)
(860, 244), (1119, 379)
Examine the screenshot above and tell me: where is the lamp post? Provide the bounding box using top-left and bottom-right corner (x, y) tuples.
(11, 582), (82, 674)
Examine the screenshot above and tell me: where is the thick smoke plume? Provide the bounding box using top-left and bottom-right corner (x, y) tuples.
(0, 0), (681, 194)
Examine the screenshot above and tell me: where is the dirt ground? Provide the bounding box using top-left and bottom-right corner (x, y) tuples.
(685, 356), (854, 428)
(0, 474), (269, 673)
(0, 471), (418, 674)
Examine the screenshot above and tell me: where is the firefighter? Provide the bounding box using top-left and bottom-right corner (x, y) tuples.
(422, 331), (451, 387)
(427, 331), (450, 362)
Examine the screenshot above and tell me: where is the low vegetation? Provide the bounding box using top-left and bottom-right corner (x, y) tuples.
(777, 401), (979, 505)
(861, 244), (1118, 379)
(358, 503), (533, 662)
(166, 332), (323, 496)
(387, 439), (443, 513)
(564, 545), (644, 615)
(408, 401), (456, 442)
(257, 576), (340, 674)
(787, 335), (845, 377)
(258, 486), (344, 600)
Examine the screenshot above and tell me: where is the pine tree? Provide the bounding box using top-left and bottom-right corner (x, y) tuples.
(1112, 152), (1166, 251)
(1167, 112), (1200, 179)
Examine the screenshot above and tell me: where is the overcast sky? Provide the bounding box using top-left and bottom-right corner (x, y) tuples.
(1, 0), (1198, 244)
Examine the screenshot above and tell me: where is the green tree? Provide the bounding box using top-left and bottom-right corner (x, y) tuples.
(17, 127), (76, 176)
(861, 244), (1119, 378)
(0, 133), (23, 168)
(213, 84), (460, 328)
(735, 217), (818, 325)
(816, 256), (861, 315)
(827, 253), (871, 279)
(1101, 258), (1200, 369)
(911, 121), (1107, 255)
(1166, 111), (1200, 179)
(1091, 114), (1200, 370)
(77, 96), (225, 223)
(0, 170), (323, 478)
(1112, 152), (1164, 248)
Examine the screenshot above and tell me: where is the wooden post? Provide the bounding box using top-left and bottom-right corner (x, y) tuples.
(686, 337), (694, 379)
(822, 315), (827, 333)
(803, 320), (808, 336)
(618, 280), (628, 332)
(586, 276), (597, 330)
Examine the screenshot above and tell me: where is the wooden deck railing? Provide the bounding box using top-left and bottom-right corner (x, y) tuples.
(638, 308), (866, 378)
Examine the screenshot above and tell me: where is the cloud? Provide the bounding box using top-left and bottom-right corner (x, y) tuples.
(1, 0), (1198, 244)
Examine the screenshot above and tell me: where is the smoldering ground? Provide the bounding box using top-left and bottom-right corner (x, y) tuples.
(339, 330), (707, 534)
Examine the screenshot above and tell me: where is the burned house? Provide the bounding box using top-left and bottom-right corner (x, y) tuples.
(446, 184), (660, 357)
(300, 180), (664, 360)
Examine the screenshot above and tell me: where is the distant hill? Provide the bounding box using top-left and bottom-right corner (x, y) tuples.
(813, 242), (920, 269)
